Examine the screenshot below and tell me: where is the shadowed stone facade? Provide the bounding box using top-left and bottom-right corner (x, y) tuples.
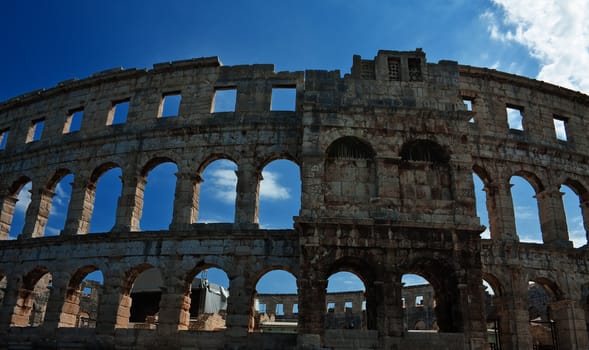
(0, 49), (588, 349)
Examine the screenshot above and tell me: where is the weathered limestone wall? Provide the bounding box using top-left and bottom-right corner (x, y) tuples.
(0, 49), (588, 349)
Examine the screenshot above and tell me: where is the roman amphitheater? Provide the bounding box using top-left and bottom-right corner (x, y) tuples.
(0, 49), (588, 350)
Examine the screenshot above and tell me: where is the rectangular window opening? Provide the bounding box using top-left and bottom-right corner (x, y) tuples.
(344, 301), (353, 311)
(109, 100), (129, 125)
(160, 93), (182, 118)
(0, 129), (8, 150)
(401, 297), (406, 309)
(408, 58), (422, 81)
(327, 302), (335, 312)
(415, 295), (424, 307)
(276, 304), (284, 316)
(64, 109), (84, 133)
(553, 116), (568, 141)
(258, 303), (266, 313)
(361, 300), (366, 311)
(212, 88), (237, 113)
(463, 98), (475, 123)
(83, 287), (92, 296)
(27, 119), (45, 143)
(506, 106), (524, 131)
(271, 86), (296, 111)
(292, 304), (299, 314)
(388, 57), (401, 81)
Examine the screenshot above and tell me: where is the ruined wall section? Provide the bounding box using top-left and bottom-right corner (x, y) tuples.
(0, 58), (304, 237)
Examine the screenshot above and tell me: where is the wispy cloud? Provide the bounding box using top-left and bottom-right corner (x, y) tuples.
(260, 170), (290, 201)
(208, 167), (238, 204)
(485, 0), (589, 93)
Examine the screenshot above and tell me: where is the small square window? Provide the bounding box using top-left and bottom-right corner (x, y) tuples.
(27, 119), (45, 143)
(271, 87), (296, 111)
(506, 106), (524, 131)
(212, 88), (237, 112)
(344, 301), (353, 310)
(327, 302), (335, 312)
(83, 287), (92, 296)
(64, 109), (84, 133)
(258, 303), (266, 313)
(0, 129), (8, 150)
(553, 116), (568, 141)
(416, 295), (424, 306)
(292, 304), (299, 314)
(160, 93), (182, 118)
(108, 100), (129, 125)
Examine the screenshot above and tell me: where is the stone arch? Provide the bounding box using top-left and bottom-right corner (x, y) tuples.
(59, 265), (103, 328)
(324, 136), (377, 206)
(251, 268), (299, 333)
(86, 162), (123, 233)
(0, 176), (32, 240)
(11, 266), (52, 327)
(179, 262), (231, 331)
(510, 174), (543, 243)
(326, 257), (375, 330)
(560, 178), (589, 247)
(257, 155), (301, 229)
(512, 169), (545, 194)
(116, 263), (161, 329)
(197, 156), (239, 223)
(139, 157), (178, 230)
(399, 139), (450, 163)
(401, 257), (462, 333)
(42, 168), (74, 236)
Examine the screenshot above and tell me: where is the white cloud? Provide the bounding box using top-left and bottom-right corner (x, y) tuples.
(486, 0), (589, 93)
(208, 168), (237, 204)
(260, 170), (290, 201)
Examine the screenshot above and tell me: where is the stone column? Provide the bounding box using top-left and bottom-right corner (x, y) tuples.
(505, 269), (533, 350)
(170, 173), (200, 229)
(457, 273), (488, 350)
(484, 181), (518, 241)
(550, 299), (588, 350)
(493, 296), (516, 350)
(95, 276), (125, 333)
(21, 187), (55, 238)
(234, 163), (260, 226)
(114, 173), (145, 232)
(536, 188), (571, 246)
(41, 274), (68, 330)
(0, 276), (20, 330)
(297, 275), (327, 348)
(62, 179), (94, 235)
(157, 283), (190, 334)
(225, 276), (254, 338)
(0, 194), (17, 240)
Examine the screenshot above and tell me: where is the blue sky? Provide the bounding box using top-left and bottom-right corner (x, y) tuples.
(2, 0), (589, 294)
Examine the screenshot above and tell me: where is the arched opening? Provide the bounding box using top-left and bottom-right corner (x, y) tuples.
(324, 136), (376, 205)
(10, 267), (52, 327)
(89, 166), (122, 233)
(528, 279), (562, 349)
(6, 180), (32, 239)
(472, 172), (490, 239)
(45, 173), (74, 236)
(326, 271), (367, 330)
(198, 159), (238, 223)
(482, 276), (501, 349)
(252, 269), (298, 333)
(401, 260), (462, 333)
(510, 175), (542, 243)
(401, 274), (437, 332)
(560, 183), (587, 247)
(183, 267), (230, 331)
(117, 265), (162, 329)
(140, 161), (178, 230)
(59, 267), (103, 328)
(399, 140), (452, 215)
(258, 159), (301, 228)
